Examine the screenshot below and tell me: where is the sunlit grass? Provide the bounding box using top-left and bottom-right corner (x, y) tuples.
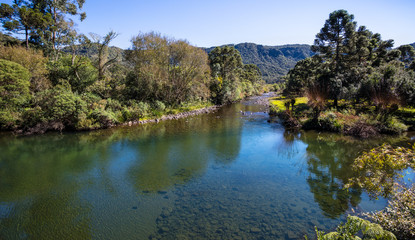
(269, 97), (308, 110)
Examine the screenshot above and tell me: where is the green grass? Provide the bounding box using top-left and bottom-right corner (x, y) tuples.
(269, 97), (308, 111)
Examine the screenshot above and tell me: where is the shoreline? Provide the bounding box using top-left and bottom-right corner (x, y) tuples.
(120, 105), (221, 127)
(10, 105), (221, 136)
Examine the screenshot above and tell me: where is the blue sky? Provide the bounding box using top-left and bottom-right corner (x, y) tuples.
(2, 0), (415, 49)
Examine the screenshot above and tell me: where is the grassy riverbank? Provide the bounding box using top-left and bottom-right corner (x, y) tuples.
(269, 96), (414, 138)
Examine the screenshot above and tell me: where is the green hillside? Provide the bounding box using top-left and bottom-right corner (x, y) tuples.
(205, 43), (314, 83)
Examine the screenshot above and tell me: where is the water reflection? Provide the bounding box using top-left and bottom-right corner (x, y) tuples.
(126, 107), (243, 192)
(299, 132), (412, 218)
(0, 97), (413, 240)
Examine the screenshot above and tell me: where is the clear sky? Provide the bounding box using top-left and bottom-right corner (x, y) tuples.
(2, 0), (415, 49)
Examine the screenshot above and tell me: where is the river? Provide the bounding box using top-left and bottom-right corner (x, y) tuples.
(0, 94), (413, 239)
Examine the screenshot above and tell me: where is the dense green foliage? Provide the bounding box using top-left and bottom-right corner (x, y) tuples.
(205, 43), (314, 83)
(365, 185), (415, 240)
(126, 32), (212, 105)
(307, 215), (396, 240)
(0, 3), (265, 133)
(208, 46), (265, 104)
(344, 144), (415, 239)
(279, 10), (415, 136)
(0, 59), (31, 129)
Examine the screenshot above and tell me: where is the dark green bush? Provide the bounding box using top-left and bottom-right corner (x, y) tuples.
(48, 55), (97, 94)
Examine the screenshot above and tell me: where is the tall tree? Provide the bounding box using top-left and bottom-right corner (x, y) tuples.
(398, 44), (415, 68)
(208, 46), (244, 104)
(30, 0), (86, 53)
(90, 31), (118, 80)
(0, 1), (48, 49)
(127, 32), (211, 105)
(312, 10), (357, 106)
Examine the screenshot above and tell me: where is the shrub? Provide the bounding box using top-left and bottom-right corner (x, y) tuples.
(307, 215), (396, 240)
(152, 100), (166, 112)
(379, 116), (408, 134)
(106, 98), (123, 112)
(0, 59), (31, 108)
(364, 185), (415, 240)
(33, 82), (87, 128)
(48, 55), (97, 93)
(0, 46), (50, 92)
(21, 106), (46, 127)
(0, 109), (20, 129)
(88, 108), (118, 128)
(318, 111), (342, 132)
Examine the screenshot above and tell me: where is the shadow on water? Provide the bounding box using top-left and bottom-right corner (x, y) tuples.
(0, 95), (414, 240)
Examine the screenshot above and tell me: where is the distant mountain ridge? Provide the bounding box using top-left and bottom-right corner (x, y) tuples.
(204, 43), (314, 83)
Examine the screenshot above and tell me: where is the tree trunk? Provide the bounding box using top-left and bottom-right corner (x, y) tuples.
(25, 27), (29, 49)
(52, 2), (57, 51)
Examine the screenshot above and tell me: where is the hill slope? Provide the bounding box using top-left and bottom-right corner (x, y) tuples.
(205, 43), (314, 83)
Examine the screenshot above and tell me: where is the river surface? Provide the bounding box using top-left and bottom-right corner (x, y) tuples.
(0, 94), (414, 240)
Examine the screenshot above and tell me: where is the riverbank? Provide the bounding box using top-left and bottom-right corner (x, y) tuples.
(14, 104), (221, 135)
(121, 105), (220, 126)
(269, 96), (415, 138)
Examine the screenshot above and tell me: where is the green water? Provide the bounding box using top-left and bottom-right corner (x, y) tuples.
(0, 95), (413, 240)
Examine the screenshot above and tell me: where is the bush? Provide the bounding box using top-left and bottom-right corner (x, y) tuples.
(21, 106), (46, 127)
(0, 46), (50, 92)
(48, 55), (97, 93)
(318, 111), (342, 132)
(106, 98), (123, 112)
(307, 215), (396, 240)
(153, 100), (166, 112)
(33, 82), (87, 128)
(0, 109), (20, 129)
(0, 59), (31, 108)
(379, 116), (408, 134)
(88, 108), (118, 128)
(364, 185), (415, 240)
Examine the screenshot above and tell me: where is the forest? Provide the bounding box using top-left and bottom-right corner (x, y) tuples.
(0, 0), (265, 133)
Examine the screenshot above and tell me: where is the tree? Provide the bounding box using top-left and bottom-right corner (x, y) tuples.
(398, 44), (415, 68)
(30, 0), (86, 53)
(0, 2), (48, 49)
(126, 32), (211, 105)
(208, 46), (244, 104)
(312, 9), (357, 107)
(283, 56), (322, 96)
(90, 31), (119, 81)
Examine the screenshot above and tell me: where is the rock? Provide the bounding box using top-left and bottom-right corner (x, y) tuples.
(286, 231), (297, 239)
(250, 227), (261, 233)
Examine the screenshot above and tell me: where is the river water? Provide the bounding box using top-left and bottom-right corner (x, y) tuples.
(0, 94), (413, 239)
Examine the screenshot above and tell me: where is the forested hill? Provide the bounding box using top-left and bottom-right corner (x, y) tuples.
(204, 43), (314, 83)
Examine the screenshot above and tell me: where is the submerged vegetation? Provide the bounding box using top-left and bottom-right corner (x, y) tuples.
(0, 1), (265, 133)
